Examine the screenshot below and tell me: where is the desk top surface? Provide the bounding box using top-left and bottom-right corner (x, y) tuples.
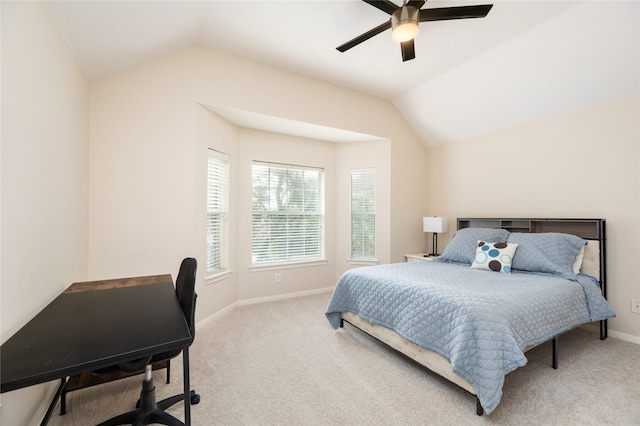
(1, 274), (191, 393)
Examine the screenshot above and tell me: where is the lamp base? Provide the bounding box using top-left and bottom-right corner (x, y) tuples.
(431, 233), (440, 257)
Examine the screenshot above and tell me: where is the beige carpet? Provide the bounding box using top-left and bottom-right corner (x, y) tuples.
(49, 292), (640, 425)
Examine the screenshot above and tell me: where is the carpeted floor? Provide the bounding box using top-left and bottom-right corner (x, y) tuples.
(49, 292), (640, 425)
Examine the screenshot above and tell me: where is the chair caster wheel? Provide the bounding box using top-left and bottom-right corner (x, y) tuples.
(191, 393), (200, 405)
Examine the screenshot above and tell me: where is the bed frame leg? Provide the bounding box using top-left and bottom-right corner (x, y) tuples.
(340, 318), (344, 328)
(552, 337), (558, 369)
(476, 396), (484, 416)
(600, 319), (608, 340)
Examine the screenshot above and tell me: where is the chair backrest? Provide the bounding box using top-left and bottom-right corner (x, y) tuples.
(175, 257), (197, 344)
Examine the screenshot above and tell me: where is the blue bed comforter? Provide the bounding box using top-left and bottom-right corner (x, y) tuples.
(325, 261), (615, 414)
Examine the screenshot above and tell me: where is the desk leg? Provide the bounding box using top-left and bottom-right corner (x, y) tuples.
(40, 378), (66, 426)
(183, 346), (191, 425)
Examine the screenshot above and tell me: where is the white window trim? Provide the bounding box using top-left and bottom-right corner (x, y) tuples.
(251, 161), (325, 268)
(205, 269), (233, 285)
(249, 259), (328, 272)
(206, 148), (230, 281)
(347, 258), (379, 266)
(350, 167), (377, 261)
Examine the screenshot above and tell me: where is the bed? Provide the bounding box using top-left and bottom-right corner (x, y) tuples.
(325, 218), (615, 415)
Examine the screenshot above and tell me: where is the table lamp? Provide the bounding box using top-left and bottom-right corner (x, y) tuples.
(423, 216), (448, 256)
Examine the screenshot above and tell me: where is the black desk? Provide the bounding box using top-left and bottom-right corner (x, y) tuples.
(1, 275), (193, 425)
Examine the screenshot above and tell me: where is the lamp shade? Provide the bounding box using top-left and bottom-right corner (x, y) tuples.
(423, 217), (448, 233)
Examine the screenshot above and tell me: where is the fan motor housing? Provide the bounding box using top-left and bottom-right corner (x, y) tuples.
(391, 6), (420, 42)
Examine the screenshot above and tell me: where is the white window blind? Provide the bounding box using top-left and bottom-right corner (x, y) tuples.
(207, 149), (229, 276)
(351, 168), (376, 259)
(252, 162), (324, 265)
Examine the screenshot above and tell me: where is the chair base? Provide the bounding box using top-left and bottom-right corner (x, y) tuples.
(97, 376), (199, 426)
(60, 361), (170, 415)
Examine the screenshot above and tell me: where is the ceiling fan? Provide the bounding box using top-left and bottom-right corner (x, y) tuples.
(337, 0), (493, 62)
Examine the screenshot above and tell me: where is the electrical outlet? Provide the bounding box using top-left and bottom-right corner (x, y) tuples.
(275, 273), (281, 283)
(632, 299), (640, 314)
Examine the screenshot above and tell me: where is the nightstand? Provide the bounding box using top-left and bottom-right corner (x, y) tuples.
(404, 253), (438, 262)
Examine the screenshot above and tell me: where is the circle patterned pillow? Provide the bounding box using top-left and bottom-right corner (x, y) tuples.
(470, 241), (519, 273)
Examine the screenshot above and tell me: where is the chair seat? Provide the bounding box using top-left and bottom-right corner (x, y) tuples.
(95, 356), (151, 375)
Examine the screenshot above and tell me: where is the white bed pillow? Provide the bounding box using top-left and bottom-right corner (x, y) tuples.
(580, 240), (600, 280)
(573, 246), (585, 274)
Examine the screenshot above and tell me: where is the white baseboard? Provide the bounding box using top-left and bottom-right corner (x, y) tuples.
(195, 302), (238, 330)
(30, 381), (61, 426)
(609, 329), (640, 344)
(196, 287), (334, 330)
(237, 286), (334, 306)
(581, 323), (640, 345)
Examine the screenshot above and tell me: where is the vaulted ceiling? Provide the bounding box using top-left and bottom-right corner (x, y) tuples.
(45, 1), (639, 147)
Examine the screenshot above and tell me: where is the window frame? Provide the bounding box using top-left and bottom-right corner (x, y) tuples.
(250, 161), (326, 270)
(349, 168), (377, 264)
(206, 149), (231, 283)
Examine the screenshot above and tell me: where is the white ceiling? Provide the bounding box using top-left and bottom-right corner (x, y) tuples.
(45, 0), (639, 147)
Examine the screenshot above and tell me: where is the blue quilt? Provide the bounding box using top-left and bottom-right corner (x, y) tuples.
(325, 261), (614, 414)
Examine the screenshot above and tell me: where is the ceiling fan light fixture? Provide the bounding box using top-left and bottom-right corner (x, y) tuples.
(391, 6), (419, 42)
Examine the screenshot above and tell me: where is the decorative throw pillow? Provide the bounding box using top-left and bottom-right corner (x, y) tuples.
(471, 241), (518, 273)
(436, 228), (510, 265)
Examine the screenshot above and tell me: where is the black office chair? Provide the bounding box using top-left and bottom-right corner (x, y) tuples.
(97, 258), (200, 426)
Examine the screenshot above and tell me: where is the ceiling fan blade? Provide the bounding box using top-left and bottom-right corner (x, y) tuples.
(419, 4), (493, 22)
(363, 0), (400, 15)
(406, 0), (427, 10)
(401, 39), (416, 62)
(337, 20), (392, 52)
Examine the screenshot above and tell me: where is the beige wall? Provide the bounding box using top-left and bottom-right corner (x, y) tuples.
(89, 46), (429, 324)
(335, 140), (392, 274)
(194, 106), (241, 316)
(236, 130), (337, 300)
(425, 94), (640, 340)
(1, 1), (90, 424)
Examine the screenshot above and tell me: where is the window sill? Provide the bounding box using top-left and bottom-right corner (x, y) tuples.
(250, 259), (328, 272)
(205, 270), (233, 285)
(347, 258), (378, 266)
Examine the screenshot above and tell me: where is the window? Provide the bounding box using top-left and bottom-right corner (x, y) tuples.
(351, 168), (376, 259)
(207, 149), (229, 279)
(252, 162), (324, 266)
